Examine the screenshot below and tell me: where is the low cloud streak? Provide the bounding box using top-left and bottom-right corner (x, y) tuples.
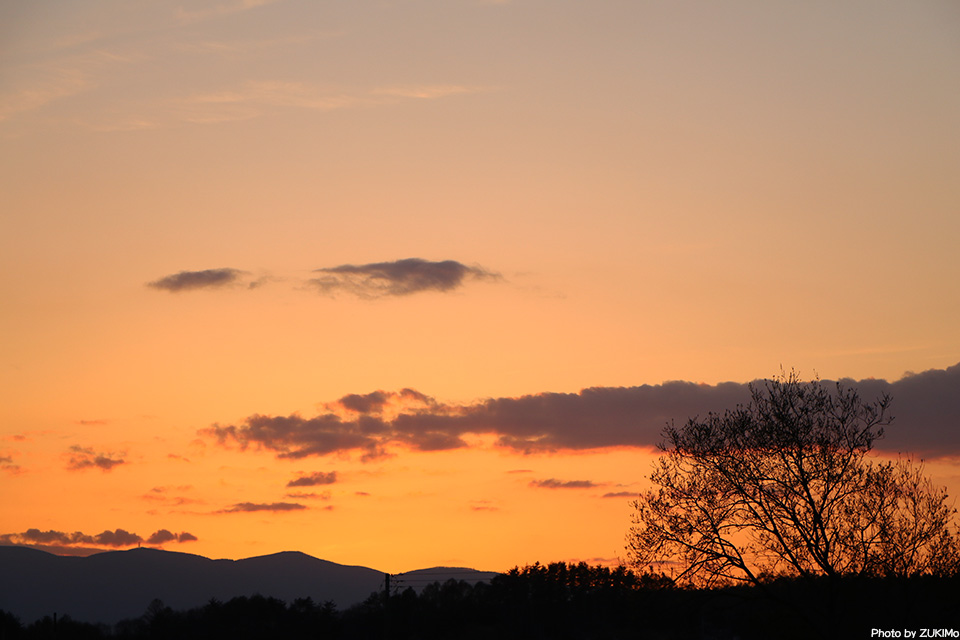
(147, 268), (244, 292)
(530, 479), (598, 489)
(219, 502), (307, 513)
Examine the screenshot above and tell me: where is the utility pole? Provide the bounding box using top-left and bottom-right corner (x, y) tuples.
(383, 573), (391, 640)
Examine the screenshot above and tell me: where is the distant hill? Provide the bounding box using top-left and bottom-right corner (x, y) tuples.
(391, 566), (499, 593)
(0, 546), (496, 625)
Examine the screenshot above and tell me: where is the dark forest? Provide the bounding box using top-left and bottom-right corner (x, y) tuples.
(3, 562), (959, 640)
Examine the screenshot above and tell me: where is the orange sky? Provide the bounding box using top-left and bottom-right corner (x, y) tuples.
(2, 0), (959, 573)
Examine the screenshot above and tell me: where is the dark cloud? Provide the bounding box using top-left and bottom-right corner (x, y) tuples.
(327, 389), (436, 415)
(0, 527), (196, 552)
(146, 529), (176, 544)
(6, 529), (84, 546)
(308, 258), (500, 298)
(286, 471), (337, 487)
(93, 529), (142, 546)
(66, 446), (125, 471)
(397, 431), (468, 452)
(399, 388), (435, 404)
(861, 364), (960, 456)
(530, 479), (598, 489)
(146, 529), (198, 544)
(202, 362), (960, 460)
(147, 268), (244, 292)
(412, 382), (767, 455)
(203, 414), (387, 460)
(602, 491), (636, 498)
(337, 391), (393, 414)
(220, 502), (307, 513)
(201, 383), (749, 458)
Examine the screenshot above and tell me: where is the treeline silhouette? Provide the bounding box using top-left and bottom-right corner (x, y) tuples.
(2, 562), (959, 639)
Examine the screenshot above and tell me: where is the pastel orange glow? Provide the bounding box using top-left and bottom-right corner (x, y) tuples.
(2, 0), (959, 574)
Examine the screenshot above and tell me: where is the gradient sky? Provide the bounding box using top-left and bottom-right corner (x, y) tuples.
(2, 0), (959, 574)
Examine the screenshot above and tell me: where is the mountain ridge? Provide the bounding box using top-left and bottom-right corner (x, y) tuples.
(0, 546), (497, 625)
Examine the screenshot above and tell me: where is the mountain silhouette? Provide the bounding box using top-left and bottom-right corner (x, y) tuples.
(0, 546), (492, 624)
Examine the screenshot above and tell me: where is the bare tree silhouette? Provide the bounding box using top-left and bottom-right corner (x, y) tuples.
(627, 371), (960, 588)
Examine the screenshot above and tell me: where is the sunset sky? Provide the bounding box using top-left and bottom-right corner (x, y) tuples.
(2, 0), (959, 574)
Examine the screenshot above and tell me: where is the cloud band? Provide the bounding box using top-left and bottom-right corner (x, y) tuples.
(202, 363), (960, 460)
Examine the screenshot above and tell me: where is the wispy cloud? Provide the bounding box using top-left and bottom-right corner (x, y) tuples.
(219, 502), (307, 513)
(602, 491), (635, 498)
(284, 491), (331, 500)
(147, 268), (247, 292)
(372, 85), (491, 100)
(66, 77), (491, 131)
(188, 81), (492, 109)
(171, 81), (493, 128)
(1, 48), (141, 128)
(308, 258), (500, 298)
(188, 80), (359, 111)
(470, 500), (499, 512)
(66, 446), (125, 472)
(0, 67), (92, 124)
(173, 32), (326, 57)
(141, 486), (201, 507)
(175, 0), (282, 24)
(202, 362), (960, 460)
